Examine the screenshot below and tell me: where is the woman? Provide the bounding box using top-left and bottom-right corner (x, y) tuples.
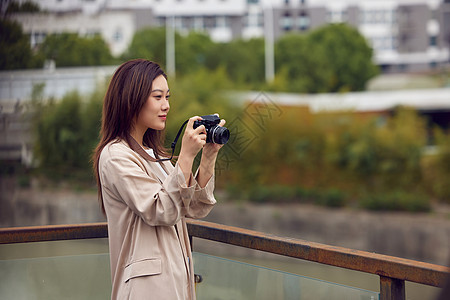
(92, 59), (224, 299)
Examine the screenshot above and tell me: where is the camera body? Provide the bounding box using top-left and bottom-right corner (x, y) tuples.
(193, 114), (230, 144)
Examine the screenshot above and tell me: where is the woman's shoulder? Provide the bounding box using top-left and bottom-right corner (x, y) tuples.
(100, 139), (136, 162)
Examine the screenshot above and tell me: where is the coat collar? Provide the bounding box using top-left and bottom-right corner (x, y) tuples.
(127, 135), (170, 181)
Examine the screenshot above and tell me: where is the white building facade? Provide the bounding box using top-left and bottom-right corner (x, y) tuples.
(5, 0), (450, 72)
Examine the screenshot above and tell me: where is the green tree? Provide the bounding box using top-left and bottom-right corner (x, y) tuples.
(308, 23), (379, 92)
(38, 33), (114, 67)
(32, 87), (104, 181)
(0, 19), (42, 70)
(34, 92), (84, 171)
(176, 32), (214, 74)
(123, 28), (215, 76)
(122, 27), (166, 66)
(5, 1), (40, 14)
(274, 33), (332, 93)
(205, 38), (265, 87)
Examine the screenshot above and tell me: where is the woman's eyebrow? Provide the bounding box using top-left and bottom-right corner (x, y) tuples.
(151, 89), (170, 93)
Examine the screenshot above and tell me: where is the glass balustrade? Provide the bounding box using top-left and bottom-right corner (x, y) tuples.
(193, 252), (379, 300)
(0, 239), (379, 299)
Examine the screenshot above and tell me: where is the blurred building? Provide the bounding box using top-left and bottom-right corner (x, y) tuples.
(4, 0), (450, 73)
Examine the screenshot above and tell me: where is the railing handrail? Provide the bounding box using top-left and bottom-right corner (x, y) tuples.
(0, 219), (448, 298)
(186, 219), (449, 288)
(0, 222), (108, 244)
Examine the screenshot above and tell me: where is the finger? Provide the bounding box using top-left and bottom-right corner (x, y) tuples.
(187, 116), (202, 130)
(193, 124), (206, 135)
(219, 119), (226, 127)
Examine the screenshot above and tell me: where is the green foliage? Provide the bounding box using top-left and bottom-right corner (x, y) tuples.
(38, 33), (114, 67)
(314, 189), (346, 208)
(271, 24), (379, 93)
(243, 185), (345, 208)
(122, 27), (167, 65)
(360, 190), (430, 212)
(0, 19), (43, 70)
(123, 28), (217, 77)
(325, 108), (426, 192)
(224, 105), (434, 212)
(274, 34), (331, 93)
(307, 23), (379, 92)
(122, 23), (377, 93)
(205, 38), (265, 87)
(176, 32), (215, 74)
(423, 129), (450, 202)
(5, 1), (40, 13)
(29, 72), (449, 211)
(32, 86), (104, 182)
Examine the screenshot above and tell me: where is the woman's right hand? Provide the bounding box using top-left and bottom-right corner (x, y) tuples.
(176, 116), (208, 182)
(179, 116), (207, 159)
(177, 116), (207, 184)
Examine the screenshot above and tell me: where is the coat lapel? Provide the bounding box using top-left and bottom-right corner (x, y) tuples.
(127, 136), (169, 183)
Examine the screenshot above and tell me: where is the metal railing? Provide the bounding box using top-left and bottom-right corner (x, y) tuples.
(1, 220), (449, 300)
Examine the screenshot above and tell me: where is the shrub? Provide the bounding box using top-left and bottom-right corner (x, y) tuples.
(360, 190), (430, 212)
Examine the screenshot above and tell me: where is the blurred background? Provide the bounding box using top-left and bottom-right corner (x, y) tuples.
(1, 0), (450, 298)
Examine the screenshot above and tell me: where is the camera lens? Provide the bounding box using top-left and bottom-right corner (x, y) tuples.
(210, 125), (230, 144)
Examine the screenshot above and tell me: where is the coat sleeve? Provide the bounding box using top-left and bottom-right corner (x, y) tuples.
(100, 154), (197, 226)
(183, 170), (216, 219)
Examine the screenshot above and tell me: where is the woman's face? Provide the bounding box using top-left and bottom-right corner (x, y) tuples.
(135, 75), (170, 132)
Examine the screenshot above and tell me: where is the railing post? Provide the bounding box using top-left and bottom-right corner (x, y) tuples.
(380, 276), (405, 300)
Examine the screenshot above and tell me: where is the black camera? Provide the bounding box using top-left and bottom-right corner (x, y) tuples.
(193, 114), (230, 144)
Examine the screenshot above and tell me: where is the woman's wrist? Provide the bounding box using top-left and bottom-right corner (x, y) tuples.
(198, 154), (216, 186)
(177, 151), (196, 185)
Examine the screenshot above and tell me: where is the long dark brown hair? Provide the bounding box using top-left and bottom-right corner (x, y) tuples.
(93, 59), (170, 215)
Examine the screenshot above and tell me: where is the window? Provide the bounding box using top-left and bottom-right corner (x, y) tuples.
(194, 16), (204, 30)
(360, 9), (393, 25)
(30, 32), (47, 48)
(204, 16), (216, 28)
(430, 36), (437, 46)
(398, 64), (408, 72)
(280, 12), (293, 31)
(216, 16), (230, 28)
(85, 30), (99, 38)
(328, 9), (347, 23)
(113, 28), (122, 42)
(156, 16), (165, 26)
(181, 17), (193, 29)
(298, 12), (309, 30)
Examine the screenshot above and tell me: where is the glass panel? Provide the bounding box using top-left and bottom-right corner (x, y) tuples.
(0, 239), (111, 300)
(193, 252), (379, 300)
(0, 254), (111, 300)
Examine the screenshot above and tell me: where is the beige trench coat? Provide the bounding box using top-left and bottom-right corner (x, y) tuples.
(98, 139), (216, 299)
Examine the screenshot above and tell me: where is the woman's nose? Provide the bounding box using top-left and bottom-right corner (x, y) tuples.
(162, 99), (170, 111)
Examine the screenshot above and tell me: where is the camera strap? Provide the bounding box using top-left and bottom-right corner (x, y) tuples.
(156, 119), (189, 162)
